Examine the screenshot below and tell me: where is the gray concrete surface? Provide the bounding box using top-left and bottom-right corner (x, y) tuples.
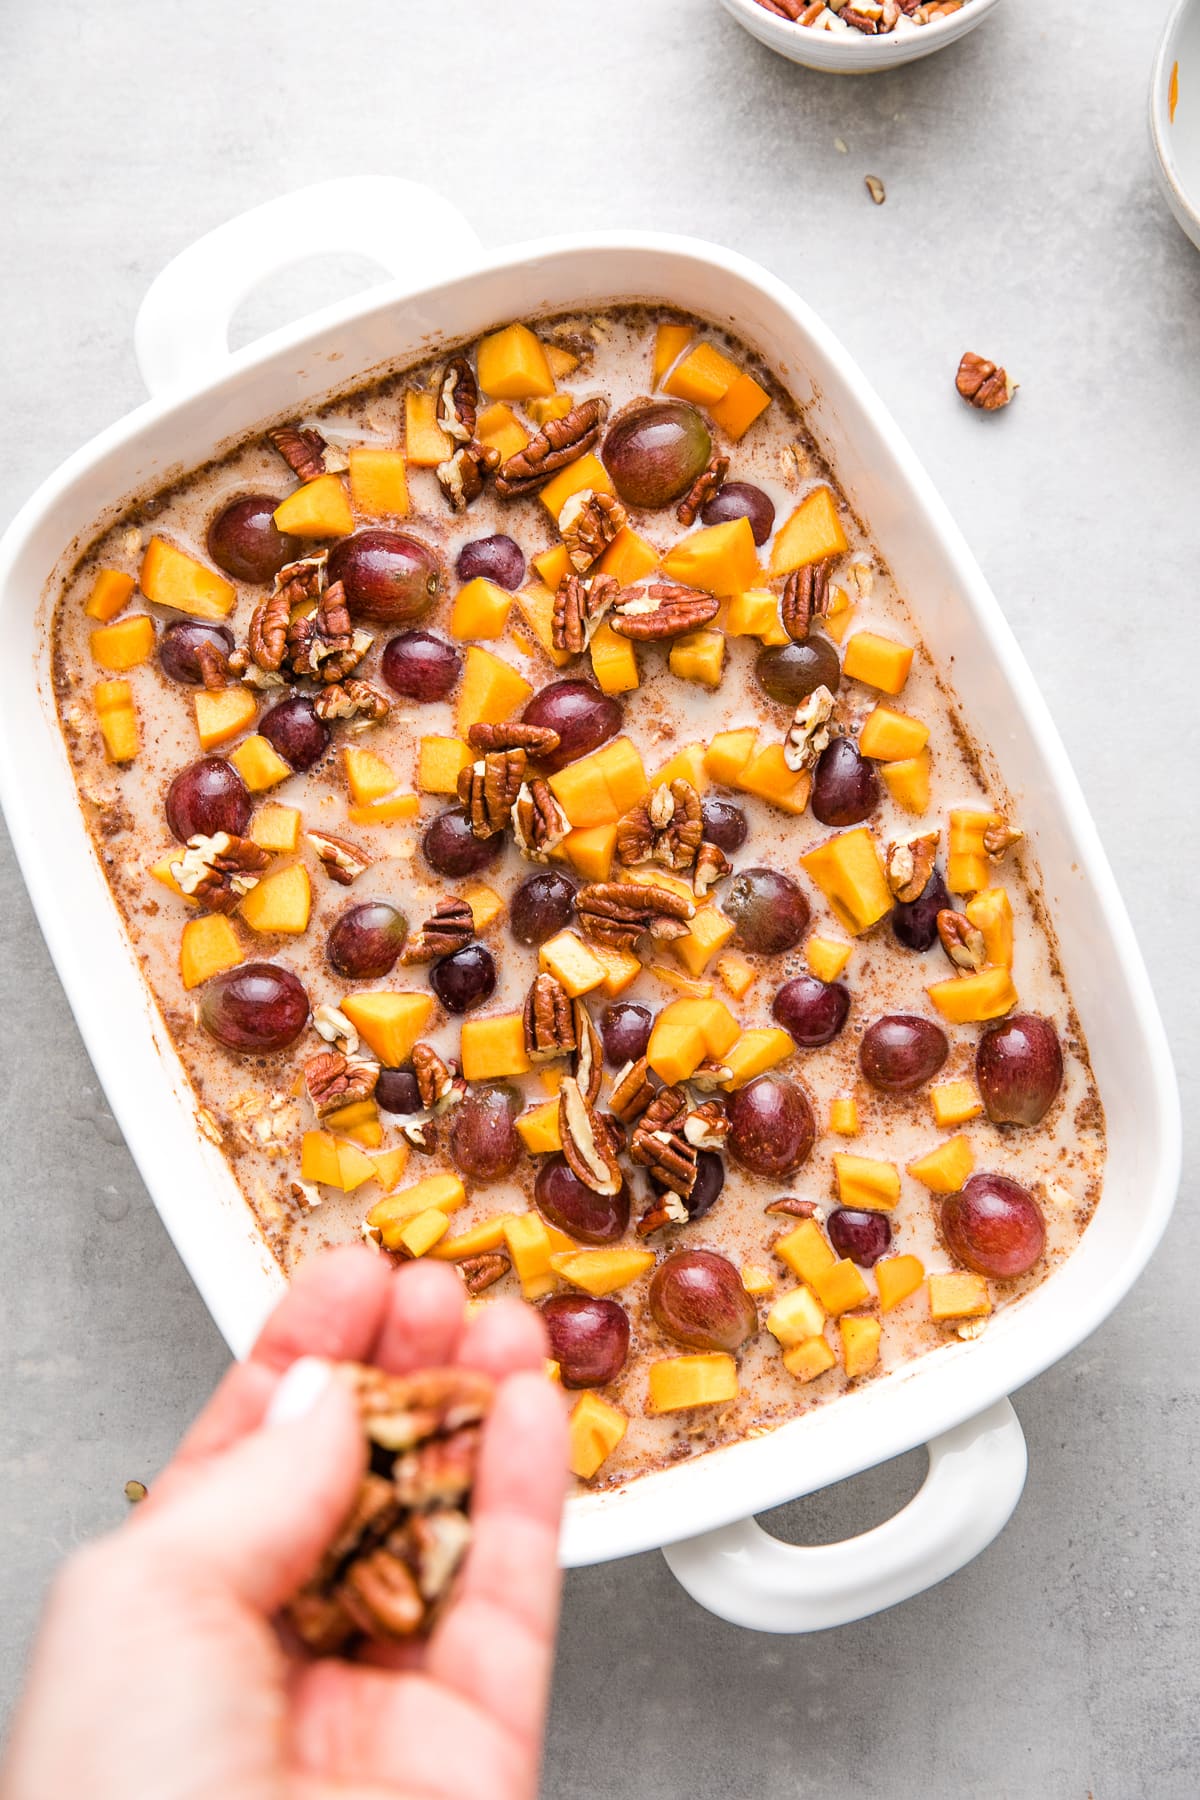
(2, 0), (1197, 1793)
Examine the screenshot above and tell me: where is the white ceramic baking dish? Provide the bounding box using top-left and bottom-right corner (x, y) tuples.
(0, 176), (1179, 1633)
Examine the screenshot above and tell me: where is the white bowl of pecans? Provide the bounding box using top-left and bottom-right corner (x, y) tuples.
(718, 0), (1005, 72)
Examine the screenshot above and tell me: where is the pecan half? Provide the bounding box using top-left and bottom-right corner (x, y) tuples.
(169, 832), (270, 913)
(267, 423), (327, 481)
(436, 440), (500, 511)
(765, 1195), (817, 1218)
(575, 880), (695, 952)
(936, 908), (987, 973)
(437, 356), (478, 443)
(633, 1084), (688, 1139)
(780, 562), (831, 642)
(956, 352), (1015, 412)
(558, 1076), (623, 1196)
(459, 1252), (511, 1295)
(884, 830), (940, 904)
(783, 684), (837, 774)
(458, 750), (526, 839)
(552, 571), (619, 655)
(683, 1101), (729, 1150)
(560, 491), (627, 572)
(195, 640), (230, 690)
(412, 1044), (457, 1111)
(313, 678), (391, 723)
(338, 1544), (426, 1641)
(289, 580), (372, 684)
(307, 830), (370, 886)
(984, 819), (1024, 859)
(494, 398), (607, 499)
(616, 779), (704, 874)
(511, 780), (570, 862)
(610, 582), (720, 641)
(304, 1050), (379, 1117)
(247, 584), (291, 674)
(676, 455), (729, 528)
(402, 898), (475, 964)
(608, 1056), (656, 1125)
(632, 1126), (697, 1198)
(467, 721), (561, 757)
(693, 840), (732, 898)
(523, 972), (577, 1063)
(571, 998), (603, 1106)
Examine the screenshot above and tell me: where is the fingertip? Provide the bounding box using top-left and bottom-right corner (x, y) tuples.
(458, 1295), (549, 1380)
(372, 1257), (468, 1373)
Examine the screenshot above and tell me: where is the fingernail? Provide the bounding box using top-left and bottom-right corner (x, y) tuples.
(266, 1356), (333, 1425)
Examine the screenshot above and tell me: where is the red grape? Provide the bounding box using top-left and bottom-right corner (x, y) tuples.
(158, 621), (234, 686)
(448, 1085), (520, 1181)
(828, 1208), (892, 1268)
(327, 530), (440, 624)
(259, 695), (330, 772)
(891, 869), (953, 953)
(206, 494), (298, 583)
(376, 1068), (422, 1114)
(326, 902), (407, 979)
(509, 871), (576, 946)
(700, 480), (775, 546)
(755, 638), (841, 707)
(599, 1002), (653, 1066)
(727, 1077), (815, 1176)
(859, 1014), (948, 1093)
(534, 1155), (631, 1244)
(811, 738), (879, 827)
(165, 757), (251, 842)
(422, 807), (504, 878)
(455, 534), (525, 590)
(700, 796), (748, 854)
(773, 973), (850, 1047)
(648, 1250), (757, 1352)
(381, 630), (461, 702)
(652, 1149), (725, 1221)
(541, 1295), (630, 1388)
(602, 400), (712, 508)
(520, 680), (621, 772)
(941, 1173), (1046, 1279)
(199, 962), (309, 1053)
(726, 867), (811, 955)
(976, 1014), (1064, 1126)
(430, 944), (496, 1014)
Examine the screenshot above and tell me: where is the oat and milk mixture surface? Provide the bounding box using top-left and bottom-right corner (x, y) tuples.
(52, 305), (1105, 1490)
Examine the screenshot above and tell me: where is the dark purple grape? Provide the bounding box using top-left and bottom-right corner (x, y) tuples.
(381, 630), (461, 702)
(158, 621), (235, 686)
(206, 494), (299, 584)
(773, 974), (850, 1048)
(700, 796), (748, 855)
(375, 1068), (422, 1114)
(700, 480), (775, 547)
(422, 807), (504, 878)
(327, 529), (440, 624)
(430, 944), (496, 1014)
(725, 867), (811, 955)
(520, 680), (621, 773)
(259, 695), (330, 772)
(755, 638), (841, 707)
(534, 1156), (631, 1245)
(455, 534), (526, 591)
(326, 902), (407, 979)
(828, 1208), (893, 1269)
(811, 738), (879, 828)
(942, 1174), (1046, 1280)
(648, 1251), (757, 1353)
(165, 756), (251, 842)
(652, 1149), (725, 1222)
(199, 962), (308, 1053)
(891, 869), (953, 953)
(976, 1014), (1064, 1127)
(602, 400), (712, 509)
(509, 871), (577, 946)
(599, 1003), (653, 1067)
(541, 1295), (630, 1388)
(448, 1085), (520, 1181)
(727, 1077), (815, 1177)
(859, 1014), (949, 1093)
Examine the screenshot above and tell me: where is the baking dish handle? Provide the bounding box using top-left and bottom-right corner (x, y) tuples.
(134, 176), (482, 397)
(661, 1397), (1026, 1633)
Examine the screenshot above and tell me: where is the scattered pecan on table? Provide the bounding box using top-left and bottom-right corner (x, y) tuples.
(955, 351), (1015, 411)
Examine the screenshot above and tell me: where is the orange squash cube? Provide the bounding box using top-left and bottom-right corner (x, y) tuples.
(460, 1012), (531, 1081)
(774, 1218), (836, 1286)
(928, 965), (1018, 1024)
(140, 536), (235, 620)
(596, 525), (658, 585)
(928, 1271), (992, 1323)
(858, 704), (930, 761)
(348, 447), (409, 517)
(477, 322), (554, 400)
(800, 828), (893, 935)
(503, 1213), (558, 1300)
(561, 823), (617, 882)
(551, 1248), (655, 1298)
(368, 1144), (410, 1192)
(710, 372), (771, 440)
(90, 614), (155, 671)
(589, 942), (642, 997)
(839, 1315), (881, 1378)
(548, 736), (647, 828)
(84, 568), (136, 622)
(392, 1208), (451, 1259)
(876, 1254), (925, 1312)
(250, 803), (300, 854)
(418, 736), (473, 797)
(768, 487), (849, 578)
(673, 907), (735, 978)
(179, 914), (242, 989)
(811, 1257), (872, 1317)
(726, 588), (786, 642)
(323, 1098), (384, 1149)
(300, 1131), (376, 1193)
(843, 631), (914, 696)
(568, 1391), (628, 1480)
(833, 1152), (901, 1212)
(194, 686), (258, 751)
(829, 1095), (859, 1136)
(273, 474), (354, 538)
(648, 997), (739, 1084)
(347, 793), (419, 828)
(462, 883), (504, 932)
(782, 1336), (838, 1384)
(455, 646), (532, 737)
(339, 991), (433, 1066)
(343, 745), (397, 804)
(532, 544), (572, 591)
(715, 950), (757, 1000)
(721, 1027), (794, 1090)
(652, 321), (695, 388)
(545, 344), (579, 380)
(451, 577), (514, 640)
(539, 451), (615, 521)
(589, 620), (640, 695)
(475, 401), (529, 464)
(704, 728), (758, 786)
(907, 1136), (976, 1193)
(515, 1099), (562, 1156)
(806, 934), (852, 982)
(662, 341), (742, 408)
(965, 886), (1014, 969)
(238, 863), (311, 935)
(766, 1285), (826, 1348)
(661, 516), (759, 596)
(404, 389), (453, 466)
(428, 1213), (516, 1261)
(930, 1079), (983, 1128)
(539, 929), (607, 998)
(669, 628), (725, 688)
(230, 734), (291, 792)
(513, 583), (572, 669)
(735, 743), (812, 815)
(880, 751), (931, 815)
(526, 394), (574, 427)
(654, 743), (709, 792)
(947, 808), (1000, 895)
(648, 1352), (738, 1413)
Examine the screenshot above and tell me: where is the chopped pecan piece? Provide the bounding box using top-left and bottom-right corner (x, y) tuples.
(610, 581), (721, 641)
(936, 908), (987, 973)
(632, 1125), (697, 1198)
(576, 880), (695, 952)
(313, 678), (391, 723)
(412, 1043), (458, 1111)
(307, 830), (370, 885)
(765, 1195), (817, 1219)
(246, 584), (291, 675)
(633, 1084), (688, 1139)
(436, 440), (500, 512)
(783, 684), (836, 774)
(552, 571), (619, 655)
(571, 998), (603, 1106)
(683, 1101), (729, 1150)
(688, 1060), (733, 1093)
(303, 1050), (379, 1118)
(169, 832), (270, 913)
(401, 897), (476, 964)
(458, 749), (526, 839)
(558, 1076), (623, 1197)
(289, 581), (373, 684)
(459, 1252), (511, 1295)
(608, 1056), (656, 1125)
(511, 780), (570, 862)
(884, 829), (940, 904)
(693, 840), (732, 898)
(523, 972), (577, 1063)
(194, 640), (230, 690)
(635, 1191), (691, 1237)
(780, 562), (831, 642)
(267, 423), (327, 481)
(494, 398), (607, 499)
(842, 6), (880, 32)
(400, 1119), (439, 1155)
(676, 454), (729, 528)
(955, 352), (1015, 412)
(437, 355), (478, 443)
(984, 820), (1024, 859)
(560, 491), (627, 572)
(616, 779), (704, 874)
(467, 721), (561, 757)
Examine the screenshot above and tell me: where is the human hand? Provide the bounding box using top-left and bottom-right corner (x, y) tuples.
(1, 1247), (566, 1800)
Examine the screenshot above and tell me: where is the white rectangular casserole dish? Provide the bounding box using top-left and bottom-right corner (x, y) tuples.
(0, 176), (1180, 1632)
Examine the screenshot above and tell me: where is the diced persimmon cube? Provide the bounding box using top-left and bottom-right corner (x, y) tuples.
(461, 1013), (531, 1081)
(230, 734), (291, 792)
(251, 803), (300, 854)
(149, 855), (190, 901)
(462, 883), (504, 932)
(475, 401), (529, 464)
(663, 341), (742, 407)
(647, 964), (713, 1000)
(600, 738), (649, 815)
(562, 823), (617, 882)
(526, 394), (574, 427)
(548, 755), (615, 828)
(179, 914), (242, 989)
(551, 1248), (655, 1297)
(858, 704), (929, 761)
(513, 584), (572, 669)
(766, 1286), (826, 1348)
(348, 793), (420, 828)
(477, 322), (555, 400)
(589, 620), (640, 695)
(965, 886), (1014, 969)
(782, 1336), (837, 1383)
(741, 1264), (775, 1297)
(368, 1145), (410, 1191)
(343, 745), (397, 804)
(811, 1257), (872, 1316)
(669, 628), (725, 688)
(654, 743), (708, 791)
(539, 929), (606, 998)
(589, 943), (642, 997)
(774, 1218), (836, 1286)
(84, 568), (136, 622)
(545, 344), (579, 380)
(825, 593), (855, 646)
(596, 525), (658, 585)
(539, 451), (614, 520)
(907, 1136), (975, 1193)
(800, 828), (893, 935)
(503, 1213), (558, 1300)
(394, 1208), (450, 1259)
(194, 686), (257, 750)
(339, 991), (433, 1066)
(661, 517), (759, 596)
(455, 645), (532, 737)
(365, 1174), (467, 1247)
(140, 536), (235, 619)
(673, 907), (735, 978)
(840, 1315), (881, 1378)
(829, 1095), (859, 1136)
(726, 588), (785, 642)
(710, 372), (771, 440)
(880, 751), (931, 815)
(418, 736), (473, 797)
(301, 1131), (375, 1193)
(930, 1079), (983, 1128)
(90, 615), (155, 671)
(94, 681), (139, 762)
(705, 728), (758, 786)
(928, 965), (1018, 1023)
(716, 951), (757, 1000)
(622, 866), (694, 904)
(238, 863), (311, 935)
(532, 544), (571, 591)
(843, 631), (914, 696)
(405, 389), (453, 467)
(273, 473), (354, 538)
(833, 1152), (901, 1212)
(722, 1027), (794, 1090)
(451, 577), (514, 640)
(568, 1391), (628, 1480)
(515, 1100), (562, 1156)
(646, 1012), (706, 1085)
(806, 934), (852, 982)
(736, 744), (812, 815)
(928, 1271), (992, 1322)
(323, 1098), (383, 1149)
(652, 321), (695, 388)
(348, 447), (408, 517)
(648, 1353), (738, 1413)
(428, 1213), (515, 1261)
(876, 1254), (925, 1312)
(768, 487), (849, 577)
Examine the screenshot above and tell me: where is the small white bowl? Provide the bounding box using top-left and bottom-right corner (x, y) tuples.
(718, 0), (1004, 73)
(1150, 0), (1200, 252)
